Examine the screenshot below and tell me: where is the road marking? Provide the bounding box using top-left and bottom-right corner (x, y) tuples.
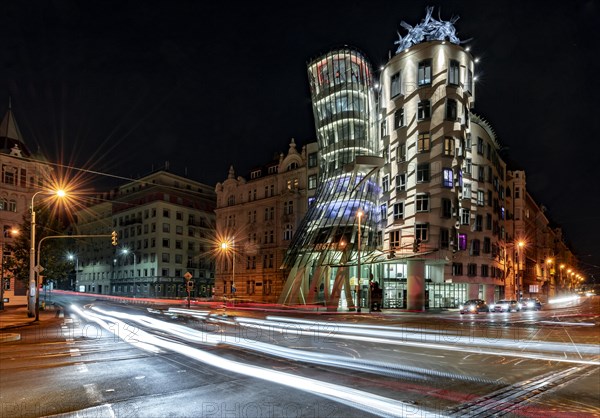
(70, 348), (81, 357)
(75, 362), (88, 373)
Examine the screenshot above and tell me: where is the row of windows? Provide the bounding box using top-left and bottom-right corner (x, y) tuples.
(391, 99), (465, 132)
(389, 59), (473, 99)
(0, 198), (17, 212)
(452, 263), (504, 279)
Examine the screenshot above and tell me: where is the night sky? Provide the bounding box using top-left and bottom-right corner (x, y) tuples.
(2, 1), (599, 279)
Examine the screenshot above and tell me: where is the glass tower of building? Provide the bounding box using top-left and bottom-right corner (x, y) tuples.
(279, 48), (382, 309)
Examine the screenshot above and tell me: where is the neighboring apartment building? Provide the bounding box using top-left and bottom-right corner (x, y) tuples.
(214, 139), (318, 303)
(0, 102), (54, 305)
(74, 170), (216, 298)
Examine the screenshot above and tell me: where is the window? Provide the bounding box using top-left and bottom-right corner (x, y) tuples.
(176, 211), (183, 221)
(475, 215), (483, 231)
(175, 240), (183, 249)
(308, 152), (318, 168)
(477, 137), (484, 155)
(162, 223), (170, 233)
(458, 233), (467, 251)
(466, 68), (473, 93)
(481, 264), (489, 277)
(417, 100), (431, 120)
(393, 202), (403, 220)
(395, 173), (406, 191)
(470, 239), (480, 256)
(448, 60), (459, 85)
(394, 108), (404, 128)
(390, 71), (401, 97)
(396, 143), (406, 162)
(446, 99), (457, 120)
(461, 208), (470, 225)
(486, 213), (492, 230)
(464, 158), (472, 175)
(416, 194), (430, 212)
(477, 190), (485, 206)
(443, 168), (453, 188)
(284, 201), (293, 215)
(415, 223), (429, 241)
(418, 60), (432, 86)
(380, 204), (387, 222)
(468, 263), (477, 276)
(308, 174), (317, 189)
(452, 262), (463, 275)
(162, 253), (170, 262)
(162, 238), (170, 248)
(483, 237), (491, 253)
(478, 165), (485, 182)
(284, 224), (293, 240)
(389, 230), (401, 248)
(440, 228), (450, 248)
(417, 163), (430, 183)
(444, 137), (455, 156)
(417, 132), (431, 152)
(163, 209), (170, 218)
(441, 198), (452, 218)
(382, 175), (389, 193)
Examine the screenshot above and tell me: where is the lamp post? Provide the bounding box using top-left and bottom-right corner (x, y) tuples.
(516, 240), (525, 300)
(546, 258), (554, 301)
(28, 189), (66, 318)
(1, 228), (19, 311)
(121, 248), (137, 297)
(220, 239), (235, 298)
(68, 253), (79, 291)
(356, 210), (363, 313)
(559, 264), (565, 294)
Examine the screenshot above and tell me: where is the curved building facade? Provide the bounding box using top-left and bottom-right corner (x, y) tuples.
(280, 48), (382, 309)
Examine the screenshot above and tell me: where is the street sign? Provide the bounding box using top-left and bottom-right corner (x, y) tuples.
(34, 265), (45, 274)
(183, 272), (192, 280)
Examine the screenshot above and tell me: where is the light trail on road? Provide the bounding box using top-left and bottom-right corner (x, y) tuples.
(72, 304), (446, 417)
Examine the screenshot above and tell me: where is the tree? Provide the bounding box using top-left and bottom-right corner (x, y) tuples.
(6, 207), (72, 290)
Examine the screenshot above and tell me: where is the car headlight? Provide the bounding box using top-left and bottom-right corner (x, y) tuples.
(459, 305), (464, 310)
(527, 301), (534, 307)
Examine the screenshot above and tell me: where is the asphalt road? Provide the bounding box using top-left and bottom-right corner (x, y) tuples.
(1, 294), (598, 417)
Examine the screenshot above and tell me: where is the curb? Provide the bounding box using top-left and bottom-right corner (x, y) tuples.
(0, 332), (21, 343)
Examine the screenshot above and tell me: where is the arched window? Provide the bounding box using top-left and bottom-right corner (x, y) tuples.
(284, 224), (293, 241)
(287, 162), (298, 171)
(227, 195), (235, 206)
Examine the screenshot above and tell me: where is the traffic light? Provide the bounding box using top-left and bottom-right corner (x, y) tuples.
(111, 230), (118, 246)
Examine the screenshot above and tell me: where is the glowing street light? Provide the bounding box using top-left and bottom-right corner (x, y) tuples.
(220, 239), (235, 297)
(28, 189), (66, 319)
(67, 253), (79, 291)
(121, 248), (137, 297)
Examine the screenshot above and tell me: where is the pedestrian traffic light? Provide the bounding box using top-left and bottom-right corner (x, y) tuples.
(111, 230), (118, 246)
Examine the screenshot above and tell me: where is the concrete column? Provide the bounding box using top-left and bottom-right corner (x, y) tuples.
(407, 259), (425, 311)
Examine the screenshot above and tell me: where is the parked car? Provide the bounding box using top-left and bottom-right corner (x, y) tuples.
(520, 297), (542, 311)
(459, 299), (489, 314)
(490, 299), (521, 312)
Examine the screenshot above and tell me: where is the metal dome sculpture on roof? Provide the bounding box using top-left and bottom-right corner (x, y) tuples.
(394, 6), (468, 53)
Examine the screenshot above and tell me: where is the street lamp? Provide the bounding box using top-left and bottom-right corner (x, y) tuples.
(514, 240), (525, 300)
(121, 248), (137, 297)
(1, 228), (19, 311)
(28, 189), (66, 318)
(68, 253), (79, 291)
(356, 209), (363, 313)
(220, 239), (235, 297)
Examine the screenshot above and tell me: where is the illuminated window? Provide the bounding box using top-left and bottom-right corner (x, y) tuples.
(443, 168), (453, 188)
(448, 60), (460, 85)
(390, 71), (402, 97)
(417, 132), (431, 152)
(418, 60), (432, 86)
(417, 100), (431, 119)
(444, 137), (455, 156)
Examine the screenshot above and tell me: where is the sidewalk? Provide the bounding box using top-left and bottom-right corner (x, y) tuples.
(0, 304), (61, 343)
